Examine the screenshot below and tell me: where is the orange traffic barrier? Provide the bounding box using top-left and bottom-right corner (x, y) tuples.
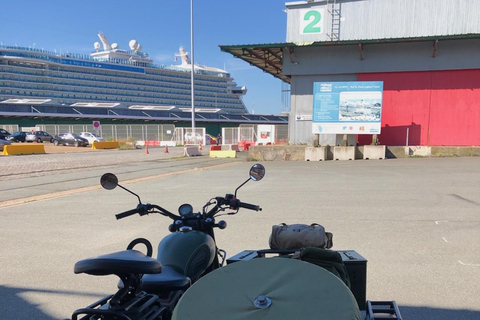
(92, 141), (120, 149)
(3, 144), (45, 155)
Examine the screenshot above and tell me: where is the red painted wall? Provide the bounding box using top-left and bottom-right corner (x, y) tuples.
(357, 70), (480, 146)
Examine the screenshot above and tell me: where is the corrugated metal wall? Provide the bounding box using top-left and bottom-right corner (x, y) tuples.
(357, 70), (480, 146)
(286, 0), (480, 43)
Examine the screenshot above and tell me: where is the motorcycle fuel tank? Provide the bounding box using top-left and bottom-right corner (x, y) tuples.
(157, 229), (215, 280)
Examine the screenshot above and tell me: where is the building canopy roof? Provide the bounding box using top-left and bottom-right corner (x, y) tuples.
(219, 33), (480, 84)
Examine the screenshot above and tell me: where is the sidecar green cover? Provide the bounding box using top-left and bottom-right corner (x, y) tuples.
(172, 257), (361, 320)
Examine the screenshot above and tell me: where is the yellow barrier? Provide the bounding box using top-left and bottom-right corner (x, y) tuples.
(92, 141), (120, 149)
(3, 144), (46, 155)
(209, 150), (237, 158)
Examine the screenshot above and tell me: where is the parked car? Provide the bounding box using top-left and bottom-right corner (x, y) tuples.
(0, 129), (11, 140)
(79, 132), (105, 144)
(25, 131), (54, 143)
(6, 131), (28, 142)
(0, 138), (12, 151)
(53, 133), (89, 147)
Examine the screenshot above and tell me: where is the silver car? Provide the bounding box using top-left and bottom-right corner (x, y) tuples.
(79, 132), (105, 145)
(25, 131), (54, 143)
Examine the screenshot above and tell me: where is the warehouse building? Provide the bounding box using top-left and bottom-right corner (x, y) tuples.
(221, 0), (480, 146)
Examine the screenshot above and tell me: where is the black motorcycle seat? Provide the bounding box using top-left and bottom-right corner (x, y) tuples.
(74, 250), (162, 276)
(141, 266), (191, 290)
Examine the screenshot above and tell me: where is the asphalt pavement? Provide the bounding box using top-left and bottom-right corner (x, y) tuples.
(0, 153), (479, 320)
(0, 145), (210, 181)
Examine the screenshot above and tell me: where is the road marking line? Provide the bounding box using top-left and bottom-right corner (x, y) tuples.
(435, 220), (449, 225)
(458, 261), (480, 267)
(0, 162), (238, 209)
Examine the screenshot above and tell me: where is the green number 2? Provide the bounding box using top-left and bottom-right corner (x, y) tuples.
(303, 10), (321, 33)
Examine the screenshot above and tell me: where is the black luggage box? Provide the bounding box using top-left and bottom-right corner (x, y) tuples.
(337, 250), (367, 310)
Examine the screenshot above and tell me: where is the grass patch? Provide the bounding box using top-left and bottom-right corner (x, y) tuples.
(117, 138), (137, 150)
(118, 142), (136, 150)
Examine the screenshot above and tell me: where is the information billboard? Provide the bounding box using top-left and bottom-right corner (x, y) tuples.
(312, 81), (383, 134)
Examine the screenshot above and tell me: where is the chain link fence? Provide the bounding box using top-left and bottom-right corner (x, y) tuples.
(0, 124), (20, 133)
(17, 123), (288, 145)
(174, 127), (206, 145)
(224, 124), (288, 145)
(39, 124), (175, 142)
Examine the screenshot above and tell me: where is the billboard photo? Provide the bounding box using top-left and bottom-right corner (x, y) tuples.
(312, 81), (384, 134)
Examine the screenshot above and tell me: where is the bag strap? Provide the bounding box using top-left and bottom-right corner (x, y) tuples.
(292, 250), (302, 260)
(325, 232), (333, 249)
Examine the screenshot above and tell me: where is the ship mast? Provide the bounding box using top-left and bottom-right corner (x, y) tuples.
(97, 32), (112, 51)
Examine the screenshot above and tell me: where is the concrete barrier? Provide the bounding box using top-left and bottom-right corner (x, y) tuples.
(407, 146), (431, 157)
(333, 146), (356, 160)
(209, 150), (236, 158)
(3, 144), (45, 155)
(184, 146), (202, 156)
(248, 145), (306, 161)
(160, 141), (176, 147)
(363, 145), (386, 160)
(227, 144), (240, 152)
(249, 145), (480, 161)
(210, 145), (222, 151)
(92, 141), (120, 149)
(305, 147), (327, 161)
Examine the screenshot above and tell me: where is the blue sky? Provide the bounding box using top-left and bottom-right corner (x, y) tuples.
(0, 0), (290, 115)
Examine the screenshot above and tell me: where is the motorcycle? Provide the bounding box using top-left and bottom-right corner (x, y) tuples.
(71, 163), (402, 320)
(71, 163), (267, 320)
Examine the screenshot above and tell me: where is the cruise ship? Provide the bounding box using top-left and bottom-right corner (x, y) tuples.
(0, 33), (249, 114)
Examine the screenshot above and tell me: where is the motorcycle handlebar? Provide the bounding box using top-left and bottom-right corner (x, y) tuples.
(237, 201), (262, 211)
(115, 208), (139, 220)
(115, 204), (181, 221)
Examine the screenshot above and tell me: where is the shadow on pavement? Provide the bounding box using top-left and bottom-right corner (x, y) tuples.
(2, 284), (479, 319)
(0, 285), (105, 320)
(397, 305), (480, 320)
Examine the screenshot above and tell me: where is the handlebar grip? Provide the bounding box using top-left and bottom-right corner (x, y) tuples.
(238, 201), (261, 211)
(115, 208), (139, 220)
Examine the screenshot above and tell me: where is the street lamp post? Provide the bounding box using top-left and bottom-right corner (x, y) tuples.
(190, 0), (195, 138)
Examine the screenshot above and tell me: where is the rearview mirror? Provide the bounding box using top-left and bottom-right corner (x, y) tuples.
(100, 173), (118, 190)
(249, 164), (265, 181)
